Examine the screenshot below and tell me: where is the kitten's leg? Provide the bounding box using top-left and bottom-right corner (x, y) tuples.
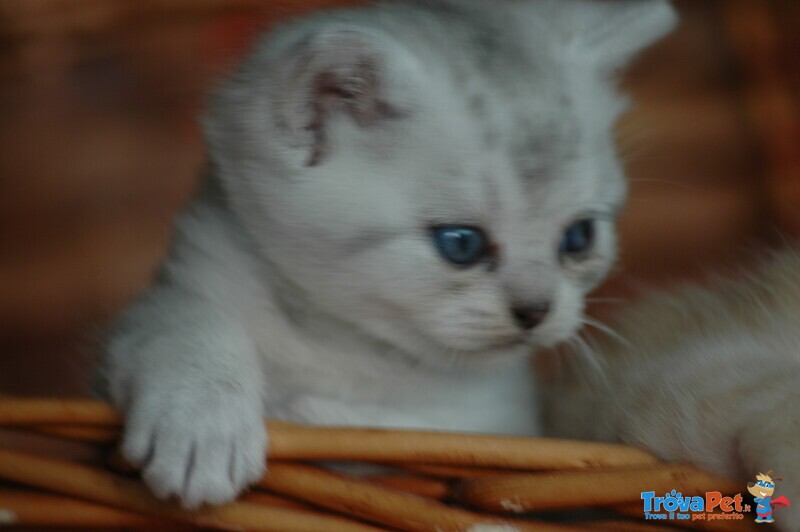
(96, 194), (274, 508)
(102, 286), (267, 509)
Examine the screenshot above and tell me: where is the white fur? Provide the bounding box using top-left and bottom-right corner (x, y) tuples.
(544, 248), (800, 531)
(101, 0), (676, 508)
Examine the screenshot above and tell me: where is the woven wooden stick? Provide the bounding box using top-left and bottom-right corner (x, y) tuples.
(32, 424), (118, 443)
(0, 399), (120, 426)
(0, 399), (658, 469)
(267, 422), (658, 469)
(366, 474), (450, 500)
(0, 426), (104, 466)
(0, 447), (381, 531)
(453, 464), (741, 513)
(396, 463), (514, 479)
(243, 490), (317, 511)
(259, 462), (580, 532)
(0, 399), (749, 530)
(0, 488), (165, 528)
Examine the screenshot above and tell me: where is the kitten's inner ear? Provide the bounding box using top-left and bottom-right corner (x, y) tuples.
(281, 29), (406, 166)
(312, 57), (393, 127)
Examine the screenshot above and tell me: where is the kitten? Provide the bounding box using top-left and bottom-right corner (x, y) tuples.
(543, 247), (800, 531)
(100, 0), (677, 508)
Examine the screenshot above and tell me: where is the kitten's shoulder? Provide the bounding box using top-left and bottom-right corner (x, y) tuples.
(155, 174), (268, 307)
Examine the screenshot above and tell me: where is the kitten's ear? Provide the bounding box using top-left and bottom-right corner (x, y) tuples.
(274, 27), (415, 166)
(570, 0), (678, 73)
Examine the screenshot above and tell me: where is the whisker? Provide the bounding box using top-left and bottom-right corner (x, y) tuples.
(582, 316), (632, 348)
(566, 334), (609, 388)
(542, 347), (567, 383)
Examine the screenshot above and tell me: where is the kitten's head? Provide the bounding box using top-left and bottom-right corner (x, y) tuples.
(206, 0), (677, 369)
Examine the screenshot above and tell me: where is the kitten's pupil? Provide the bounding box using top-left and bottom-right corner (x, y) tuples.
(432, 226), (488, 267)
(559, 219), (595, 258)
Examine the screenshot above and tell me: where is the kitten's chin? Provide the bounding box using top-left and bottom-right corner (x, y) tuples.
(420, 338), (536, 371)
(428, 324), (583, 369)
(390, 323), (586, 371)
(358, 311), (583, 371)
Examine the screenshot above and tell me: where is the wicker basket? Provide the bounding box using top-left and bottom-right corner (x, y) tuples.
(0, 398), (755, 531)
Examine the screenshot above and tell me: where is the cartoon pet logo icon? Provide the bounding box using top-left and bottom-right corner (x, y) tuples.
(747, 471), (792, 524)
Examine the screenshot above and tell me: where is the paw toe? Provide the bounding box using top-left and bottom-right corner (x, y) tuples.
(229, 428), (268, 487)
(183, 442), (238, 509)
(140, 430), (194, 500)
(121, 411), (157, 467)
(122, 395), (267, 508)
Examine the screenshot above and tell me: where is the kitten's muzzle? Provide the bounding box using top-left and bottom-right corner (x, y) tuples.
(510, 301), (550, 331)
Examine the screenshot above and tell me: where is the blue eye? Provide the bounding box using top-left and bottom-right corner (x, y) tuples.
(559, 219), (595, 258)
(432, 226), (488, 266)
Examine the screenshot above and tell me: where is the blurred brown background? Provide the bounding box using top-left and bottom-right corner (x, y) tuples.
(1, 0), (798, 396)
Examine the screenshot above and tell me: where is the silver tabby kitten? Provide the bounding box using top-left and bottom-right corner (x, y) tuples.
(102, 0), (677, 508)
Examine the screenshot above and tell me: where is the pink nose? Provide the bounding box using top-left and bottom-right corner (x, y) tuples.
(510, 302), (550, 330)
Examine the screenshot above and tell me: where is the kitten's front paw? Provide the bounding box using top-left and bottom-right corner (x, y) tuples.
(122, 390), (267, 509)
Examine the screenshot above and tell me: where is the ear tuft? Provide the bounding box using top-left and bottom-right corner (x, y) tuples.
(572, 0), (678, 73)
